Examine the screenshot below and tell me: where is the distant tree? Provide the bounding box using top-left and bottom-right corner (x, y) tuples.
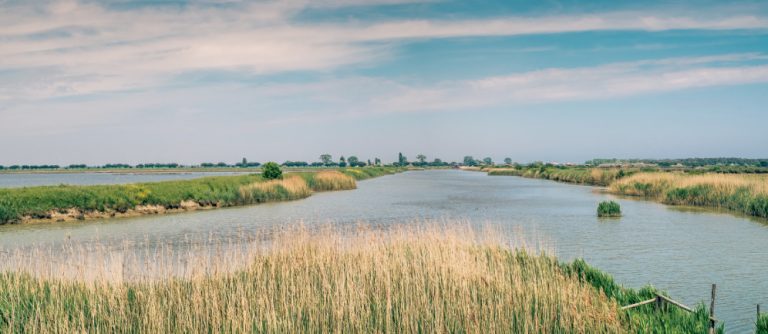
(483, 157), (493, 165)
(398, 153), (408, 166)
(374, 158), (381, 166)
(216, 162), (228, 167)
(240, 158), (247, 167)
(347, 156), (359, 166)
(431, 158), (443, 166)
(504, 157), (512, 165)
(368, 159), (372, 166)
(262, 162), (282, 180)
(463, 156), (476, 166)
(320, 154), (333, 166)
(311, 162), (324, 167)
(339, 156), (347, 167)
(416, 154), (427, 163)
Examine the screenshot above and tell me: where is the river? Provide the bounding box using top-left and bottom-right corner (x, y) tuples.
(0, 170), (766, 332)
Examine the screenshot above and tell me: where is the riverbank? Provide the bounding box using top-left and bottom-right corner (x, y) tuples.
(611, 172), (768, 219)
(487, 166), (768, 219)
(0, 224), (720, 333)
(0, 167), (402, 225)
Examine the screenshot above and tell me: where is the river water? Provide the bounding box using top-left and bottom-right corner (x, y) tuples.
(0, 170), (765, 332)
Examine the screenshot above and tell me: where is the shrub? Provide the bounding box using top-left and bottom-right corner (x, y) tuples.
(597, 201), (621, 217)
(261, 162), (282, 180)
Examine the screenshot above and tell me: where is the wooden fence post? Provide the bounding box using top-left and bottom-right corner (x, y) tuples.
(709, 284), (716, 334)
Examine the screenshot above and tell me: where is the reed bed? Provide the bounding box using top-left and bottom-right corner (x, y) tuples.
(610, 173), (768, 218)
(305, 171), (357, 191)
(488, 167), (631, 186)
(237, 175), (312, 204)
(0, 223), (720, 333)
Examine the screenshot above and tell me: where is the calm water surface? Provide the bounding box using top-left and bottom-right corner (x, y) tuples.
(1, 170), (766, 332)
(0, 171), (251, 188)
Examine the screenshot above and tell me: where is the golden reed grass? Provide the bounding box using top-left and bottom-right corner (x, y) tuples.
(611, 173), (768, 198)
(311, 170), (357, 191)
(610, 172), (768, 218)
(0, 224), (624, 333)
(237, 175), (312, 203)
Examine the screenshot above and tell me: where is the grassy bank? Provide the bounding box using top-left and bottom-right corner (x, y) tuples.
(0, 167), (401, 225)
(487, 166), (768, 219)
(487, 167), (638, 186)
(0, 224), (720, 333)
(610, 173), (768, 219)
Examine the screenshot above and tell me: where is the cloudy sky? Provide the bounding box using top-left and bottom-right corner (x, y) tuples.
(2, 0), (768, 165)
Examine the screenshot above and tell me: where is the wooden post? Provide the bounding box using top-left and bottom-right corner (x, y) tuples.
(709, 284), (717, 334)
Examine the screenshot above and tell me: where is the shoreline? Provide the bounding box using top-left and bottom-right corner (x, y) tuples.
(485, 167), (768, 220)
(0, 168), (404, 225)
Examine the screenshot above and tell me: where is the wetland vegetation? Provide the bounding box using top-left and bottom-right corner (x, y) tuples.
(487, 164), (768, 219)
(0, 224), (721, 333)
(0, 167), (401, 225)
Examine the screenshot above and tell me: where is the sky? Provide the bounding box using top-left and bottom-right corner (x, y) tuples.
(1, 0), (768, 165)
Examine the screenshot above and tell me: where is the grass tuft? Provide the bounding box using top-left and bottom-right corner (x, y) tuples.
(597, 201), (622, 217)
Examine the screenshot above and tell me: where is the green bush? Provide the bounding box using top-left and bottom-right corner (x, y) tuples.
(597, 201), (621, 217)
(261, 162), (283, 180)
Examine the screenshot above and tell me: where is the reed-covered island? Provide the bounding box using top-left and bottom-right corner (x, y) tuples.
(0, 224), (722, 333)
(0, 167), (402, 225)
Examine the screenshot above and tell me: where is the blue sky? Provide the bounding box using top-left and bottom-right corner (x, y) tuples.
(1, 0), (768, 165)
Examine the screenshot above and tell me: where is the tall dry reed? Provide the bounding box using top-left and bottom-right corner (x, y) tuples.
(0, 224), (625, 333)
(610, 172), (768, 218)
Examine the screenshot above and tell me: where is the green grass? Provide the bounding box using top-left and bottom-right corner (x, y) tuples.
(598, 201), (622, 217)
(0, 167), (403, 224)
(563, 259), (723, 334)
(757, 313), (768, 334)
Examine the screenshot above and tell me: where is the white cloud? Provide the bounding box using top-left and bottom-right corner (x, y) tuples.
(2, 1), (768, 101)
(371, 55), (768, 112)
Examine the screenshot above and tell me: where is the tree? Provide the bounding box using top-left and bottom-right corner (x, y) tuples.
(241, 157), (248, 167)
(348, 156), (359, 166)
(431, 158), (443, 166)
(262, 162), (282, 180)
(416, 154), (426, 163)
(463, 156), (476, 166)
(320, 154), (333, 166)
(339, 156), (347, 168)
(398, 152), (407, 166)
(375, 158), (381, 166)
(483, 157), (493, 165)
(504, 157), (512, 165)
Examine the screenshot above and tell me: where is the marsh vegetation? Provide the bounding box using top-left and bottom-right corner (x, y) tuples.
(0, 224), (720, 333)
(0, 167), (400, 225)
(597, 201), (622, 217)
(610, 173), (768, 219)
